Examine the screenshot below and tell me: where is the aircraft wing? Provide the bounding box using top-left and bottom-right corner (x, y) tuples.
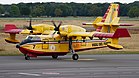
(5, 29), (22, 34)
(67, 32), (94, 38)
(66, 28), (130, 38)
(93, 32), (113, 38)
(93, 28), (130, 38)
(20, 29), (42, 35)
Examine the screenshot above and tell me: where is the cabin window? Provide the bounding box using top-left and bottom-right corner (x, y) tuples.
(92, 43), (98, 46)
(99, 43), (103, 46)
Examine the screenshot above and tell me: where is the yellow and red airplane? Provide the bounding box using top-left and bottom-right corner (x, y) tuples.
(4, 4), (133, 60)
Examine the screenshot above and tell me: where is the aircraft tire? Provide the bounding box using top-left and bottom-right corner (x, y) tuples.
(25, 55), (30, 60)
(52, 55), (58, 59)
(72, 54), (79, 60)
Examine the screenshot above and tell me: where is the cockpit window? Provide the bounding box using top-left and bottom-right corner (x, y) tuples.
(20, 36), (41, 45)
(26, 36), (33, 40)
(26, 36), (41, 40)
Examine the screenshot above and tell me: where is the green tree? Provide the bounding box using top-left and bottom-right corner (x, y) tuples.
(128, 6), (139, 17)
(54, 8), (63, 17)
(10, 4), (20, 17)
(0, 1), (139, 17)
(88, 5), (102, 16)
(31, 5), (45, 17)
(18, 3), (30, 16)
(0, 5), (4, 14)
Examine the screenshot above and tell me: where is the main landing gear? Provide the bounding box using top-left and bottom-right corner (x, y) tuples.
(69, 38), (79, 60)
(72, 54), (79, 60)
(52, 55), (58, 59)
(69, 49), (79, 60)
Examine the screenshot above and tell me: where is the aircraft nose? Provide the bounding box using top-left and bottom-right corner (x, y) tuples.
(16, 44), (20, 48)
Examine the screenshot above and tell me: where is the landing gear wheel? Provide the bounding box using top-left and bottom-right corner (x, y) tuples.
(52, 55), (58, 59)
(72, 54), (79, 60)
(25, 54), (30, 60)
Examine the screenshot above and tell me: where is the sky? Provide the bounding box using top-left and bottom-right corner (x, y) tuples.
(0, 0), (138, 4)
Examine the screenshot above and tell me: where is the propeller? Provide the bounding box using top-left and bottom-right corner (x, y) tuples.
(27, 17), (33, 30)
(51, 21), (62, 34)
(24, 17), (34, 33)
(69, 37), (79, 60)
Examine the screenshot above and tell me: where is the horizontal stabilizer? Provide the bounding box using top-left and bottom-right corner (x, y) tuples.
(120, 23), (134, 26)
(82, 23), (93, 25)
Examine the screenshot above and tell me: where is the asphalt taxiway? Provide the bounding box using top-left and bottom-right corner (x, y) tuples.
(0, 55), (139, 78)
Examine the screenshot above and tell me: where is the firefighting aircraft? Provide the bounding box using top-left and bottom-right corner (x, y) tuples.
(4, 4), (133, 60)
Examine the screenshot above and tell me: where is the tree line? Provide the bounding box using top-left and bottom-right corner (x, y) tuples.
(0, 1), (139, 18)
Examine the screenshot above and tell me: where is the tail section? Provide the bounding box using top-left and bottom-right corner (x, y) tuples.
(93, 28), (130, 49)
(97, 4), (119, 32)
(83, 3), (132, 50)
(83, 4), (120, 32)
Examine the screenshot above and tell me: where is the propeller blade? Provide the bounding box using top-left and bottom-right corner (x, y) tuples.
(55, 21), (62, 32)
(51, 20), (62, 34)
(52, 31), (56, 35)
(29, 18), (32, 28)
(57, 21), (62, 28)
(51, 20), (57, 28)
(26, 17), (35, 30)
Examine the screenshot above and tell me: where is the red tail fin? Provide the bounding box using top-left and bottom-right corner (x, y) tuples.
(113, 28), (131, 38)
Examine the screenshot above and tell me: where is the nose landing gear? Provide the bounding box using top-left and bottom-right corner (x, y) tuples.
(25, 54), (30, 60)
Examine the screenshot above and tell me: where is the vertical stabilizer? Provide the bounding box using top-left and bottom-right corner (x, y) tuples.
(101, 4), (119, 23)
(83, 4), (120, 32)
(96, 4), (120, 32)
